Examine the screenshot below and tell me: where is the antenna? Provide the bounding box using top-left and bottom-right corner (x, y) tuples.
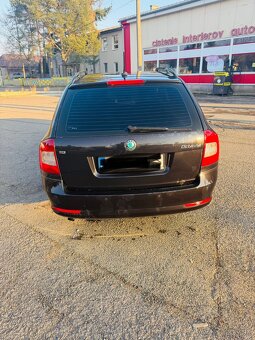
(121, 71), (128, 80)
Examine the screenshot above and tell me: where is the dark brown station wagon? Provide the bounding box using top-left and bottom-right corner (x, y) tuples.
(39, 71), (219, 218)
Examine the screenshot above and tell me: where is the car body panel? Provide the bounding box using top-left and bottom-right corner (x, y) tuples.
(42, 165), (217, 218)
(40, 72), (219, 218)
(55, 131), (204, 190)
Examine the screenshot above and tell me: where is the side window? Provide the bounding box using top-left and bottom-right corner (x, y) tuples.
(202, 55), (229, 73)
(179, 57), (200, 74)
(231, 54), (255, 72)
(112, 35), (119, 50)
(102, 37), (108, 51)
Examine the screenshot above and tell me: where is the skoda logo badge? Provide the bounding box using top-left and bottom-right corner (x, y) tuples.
(125, 140), (136, 151)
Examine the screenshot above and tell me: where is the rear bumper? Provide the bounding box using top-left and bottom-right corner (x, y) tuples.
(42, 166), (217, 218)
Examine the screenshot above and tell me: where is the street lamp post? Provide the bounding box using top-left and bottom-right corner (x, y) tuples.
(136, 0), (142, 77)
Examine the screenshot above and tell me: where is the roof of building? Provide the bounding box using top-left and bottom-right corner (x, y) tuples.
(99, 26), (122, 35)
(0, 54), (39, 68)
(120, 0), (222, 23)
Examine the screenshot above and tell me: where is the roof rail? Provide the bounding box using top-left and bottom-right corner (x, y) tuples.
(71, 71), (88, 84)
(155, 67), (177, 79)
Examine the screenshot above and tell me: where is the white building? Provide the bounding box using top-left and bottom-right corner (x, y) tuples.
(119, 0), (255, 93)
(98, 26), (124, 74)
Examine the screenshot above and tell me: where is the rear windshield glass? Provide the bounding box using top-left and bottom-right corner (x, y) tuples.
(58, 83), (200, 135)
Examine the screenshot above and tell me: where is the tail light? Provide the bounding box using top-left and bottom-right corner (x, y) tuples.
(39, 139), (60, 175)
(201, 130), (219, 167)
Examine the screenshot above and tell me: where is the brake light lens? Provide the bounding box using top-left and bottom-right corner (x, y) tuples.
(107, 79), (145, 86)
(52, 207), (81, 215)
(201, 130), (219, 167)
(39, 139), (60, 175)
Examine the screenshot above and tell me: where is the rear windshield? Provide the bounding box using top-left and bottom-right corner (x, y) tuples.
(57, 83), (201, 135)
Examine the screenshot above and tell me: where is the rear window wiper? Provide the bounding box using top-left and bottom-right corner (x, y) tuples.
(127, 126), (192, 133)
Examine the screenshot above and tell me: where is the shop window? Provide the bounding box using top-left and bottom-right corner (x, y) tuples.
(112, 35), (119, 50)
(114, 62), (119, 73)
(159, 59), (177, 72)
(104, 63), (108, 73)
(232, 53), (255, 72)
(204, 40), (231, 48)
(144, 49), (157, 55)
(202, 55), (229, 73)
(179, 57), (200, 74)
(233, 36), (255, 45)
(159, 46), (178, 53)
(144, 61), (157, 71)
(102, 37), (108, 51)
(180, 43), (201, 51)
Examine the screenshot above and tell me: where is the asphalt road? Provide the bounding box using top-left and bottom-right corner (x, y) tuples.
(0, 95), (254, 339)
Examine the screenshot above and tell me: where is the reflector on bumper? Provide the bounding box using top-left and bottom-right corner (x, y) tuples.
(183, 197), (211, 208)
(52, 207), (82, 215)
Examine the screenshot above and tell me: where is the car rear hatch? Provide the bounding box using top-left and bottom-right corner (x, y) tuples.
(55, 80), (204, 192)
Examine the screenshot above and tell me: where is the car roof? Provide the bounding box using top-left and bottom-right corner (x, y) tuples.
(69, 71), (183, 89)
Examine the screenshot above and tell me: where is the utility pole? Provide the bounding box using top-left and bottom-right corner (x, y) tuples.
(136, 0), (142, 77)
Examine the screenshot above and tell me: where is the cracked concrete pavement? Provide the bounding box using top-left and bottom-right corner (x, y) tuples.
(0, 94), (254, 339)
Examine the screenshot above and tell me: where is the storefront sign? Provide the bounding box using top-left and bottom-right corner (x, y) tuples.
(152, 25), (255, 47)
(152, 37), (178, 47)
(231, 26), (255, 36)
(183, 31), (224, 44)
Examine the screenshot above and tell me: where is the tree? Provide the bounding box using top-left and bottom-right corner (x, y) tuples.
(1, 0), (37, 62)
(23, 0), (110, 70)
(2, 0), (110, 76)
(1, 0), (47, 76)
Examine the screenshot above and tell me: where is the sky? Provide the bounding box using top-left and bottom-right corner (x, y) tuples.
(0, 0), (179, 54)
(96, 0), (178, 29)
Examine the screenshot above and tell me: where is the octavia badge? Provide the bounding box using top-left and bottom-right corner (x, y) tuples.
(125, 140), (137, 151)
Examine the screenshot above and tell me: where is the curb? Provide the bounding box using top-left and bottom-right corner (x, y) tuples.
(0, 90), (38, 97)
(208, 118), (255, 130)
(0, 92), (36, 97)
(0, 87), (65, 96)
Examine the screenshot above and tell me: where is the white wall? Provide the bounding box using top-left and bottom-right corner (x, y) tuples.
(99, 30), (124, 74)
(129, 0), (255, 72)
